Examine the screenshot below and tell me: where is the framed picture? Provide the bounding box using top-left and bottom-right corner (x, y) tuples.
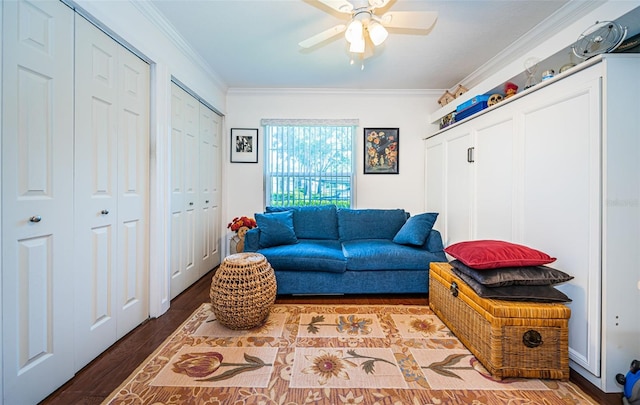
(230, 128), (258, 163)
(364, 128), (399, 174)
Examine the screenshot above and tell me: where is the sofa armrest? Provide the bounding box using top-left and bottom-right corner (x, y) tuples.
(244, 228), (260, 252)
(424, 229), (445, 252)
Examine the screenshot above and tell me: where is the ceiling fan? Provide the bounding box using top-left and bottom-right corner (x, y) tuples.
(299, 0), (438, 61)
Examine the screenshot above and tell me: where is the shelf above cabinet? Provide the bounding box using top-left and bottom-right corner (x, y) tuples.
(426, 54), (605, 140)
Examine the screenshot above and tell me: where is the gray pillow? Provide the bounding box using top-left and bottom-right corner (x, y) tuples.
(453, 269), (572, 303)
(450, 259), (573, 287)
(255, 211), (298, 248)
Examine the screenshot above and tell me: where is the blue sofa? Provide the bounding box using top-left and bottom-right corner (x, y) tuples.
(244, 205), (446, 295)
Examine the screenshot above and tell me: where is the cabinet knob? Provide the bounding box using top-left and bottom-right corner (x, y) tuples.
(101, 209), (109, 215)
(205, 200), (210, 204)
(29, 215), (42, 223)
(189, 202), (194, 206)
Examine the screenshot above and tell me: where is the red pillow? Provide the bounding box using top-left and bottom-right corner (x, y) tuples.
(445, 240), (556, 269)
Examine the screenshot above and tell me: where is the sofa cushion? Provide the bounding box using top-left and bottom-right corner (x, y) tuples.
(445, 240), (556, 269)
(342, 239), (443, 271)
(255, 211), (298, 248)
(266, 205), (338, 240)
(257, 239), (346, 273)
(393, 212), (438, 246)
(338, 208), (407, 241)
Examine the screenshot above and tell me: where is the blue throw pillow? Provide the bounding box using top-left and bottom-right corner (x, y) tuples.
(256, 211), (298, 248)
(393, 212), (438, 246)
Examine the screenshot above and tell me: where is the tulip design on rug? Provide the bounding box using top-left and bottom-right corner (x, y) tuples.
(172, 351), (272, 382)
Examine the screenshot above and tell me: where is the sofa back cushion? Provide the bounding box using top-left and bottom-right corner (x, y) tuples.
(266, 205), (339, 240)
(337, 208), (407, 241)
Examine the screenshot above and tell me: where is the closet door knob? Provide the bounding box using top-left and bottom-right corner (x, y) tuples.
(205, 200), (210, 204)
(29, 215), (42, 223)
(189, 202), (194, 206)
(101, 209), (109, 215)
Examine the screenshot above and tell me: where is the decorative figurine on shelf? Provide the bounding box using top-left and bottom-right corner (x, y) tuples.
(438, 90), (456, 107)
(504, 82), (518, 99)
(453, 84), (468, 98)
(616, 360), (640, 405)
(524, 57), (540, 89)
(227, 216), (257, 253)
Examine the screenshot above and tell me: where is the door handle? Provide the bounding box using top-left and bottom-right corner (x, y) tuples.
(467, 147), (475, 163)
(101, 209), (109, 215)
(29, 215), (42, 223)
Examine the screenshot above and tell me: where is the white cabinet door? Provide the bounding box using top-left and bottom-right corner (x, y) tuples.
(1, 1), (76, 403)
(444, 129), (473, 245)
(74, 16), (150, 370)
(427, 112), (515, 247)
(425, 136), (445, 234)
(519, 69), (602, 376)
(474, 115), (515, 241)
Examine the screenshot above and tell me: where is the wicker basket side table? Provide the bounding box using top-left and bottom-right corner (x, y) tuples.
(210, 252), (277, 330)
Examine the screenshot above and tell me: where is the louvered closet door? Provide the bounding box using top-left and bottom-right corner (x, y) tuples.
(73, 15), (150, 370)
(1, 1), (75, 403)
(170, 83), (200, 298)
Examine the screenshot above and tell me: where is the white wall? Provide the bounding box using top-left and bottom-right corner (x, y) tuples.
(224, 89), (440, 222)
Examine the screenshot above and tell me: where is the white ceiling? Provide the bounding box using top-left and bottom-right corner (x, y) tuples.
(146, 0), (610, 90)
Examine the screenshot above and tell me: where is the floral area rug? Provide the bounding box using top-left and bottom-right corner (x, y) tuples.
(102, 303), (597, 404)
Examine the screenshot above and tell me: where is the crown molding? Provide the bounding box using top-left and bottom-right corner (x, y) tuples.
(131, 0), (228, 93)
(227, 87), (442, 96)
(459, 0), (604, 90)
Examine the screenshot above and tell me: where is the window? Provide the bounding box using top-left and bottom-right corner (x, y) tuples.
(262, 119), (357, 208)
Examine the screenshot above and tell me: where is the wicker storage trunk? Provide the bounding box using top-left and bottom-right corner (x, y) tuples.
(429, 262), (570, 380)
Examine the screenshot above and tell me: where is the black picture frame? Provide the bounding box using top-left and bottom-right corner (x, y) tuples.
(230, 128), (258, 163)
(364, 128), (399, 174)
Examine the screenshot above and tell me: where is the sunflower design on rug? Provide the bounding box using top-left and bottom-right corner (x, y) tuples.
(301, 349), (397, 385)
(300, 313), (385, 338)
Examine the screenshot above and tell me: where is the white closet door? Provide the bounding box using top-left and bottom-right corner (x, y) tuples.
(74, 16), (150, 369)
(115, 32), (150, 338)
(198, 105), (221, 275)
(170, 83), (200, 298)
(1, 1), (76, 403)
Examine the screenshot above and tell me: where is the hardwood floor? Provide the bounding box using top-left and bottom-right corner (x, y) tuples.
(40, 268), (620, 405)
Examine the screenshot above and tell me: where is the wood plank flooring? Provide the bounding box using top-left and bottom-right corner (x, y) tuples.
(39, 268), (620, 405)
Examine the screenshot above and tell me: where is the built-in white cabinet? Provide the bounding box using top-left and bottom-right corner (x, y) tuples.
(425, 55), (640, 393)
(170, 83), (222, 299)
(425, 106), (515, 245)
(2, 2), (151, 403)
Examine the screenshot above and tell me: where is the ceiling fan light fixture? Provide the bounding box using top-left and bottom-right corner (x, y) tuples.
(349, 36), (365, 53)
(368, 21), (388, 46)
(345, 20), (363, 43)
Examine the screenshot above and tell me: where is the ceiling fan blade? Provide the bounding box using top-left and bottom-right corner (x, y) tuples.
(380, 11), (438, 31)
(316, 0), (354, 14)
(368, 0), (391, 9)
(299, 24), (347, 48)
